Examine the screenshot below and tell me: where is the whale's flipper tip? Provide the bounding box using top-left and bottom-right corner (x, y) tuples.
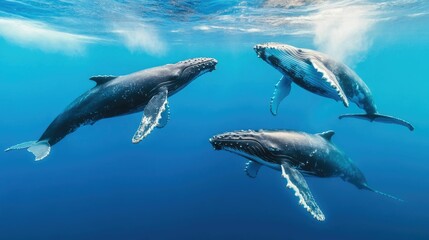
(5, 140), (51, 161)
(339, 113), (414, 131)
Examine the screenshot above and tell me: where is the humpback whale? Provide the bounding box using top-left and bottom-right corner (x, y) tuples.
(253, 43), (414, 131)
(209, 129), (401, 221)
(6, 58), (218, 160)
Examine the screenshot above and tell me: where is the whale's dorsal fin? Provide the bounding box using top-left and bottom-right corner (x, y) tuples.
(317, 130), (335, 141)
(90, 75), (118, 85)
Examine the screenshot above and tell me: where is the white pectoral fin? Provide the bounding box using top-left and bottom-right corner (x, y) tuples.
(244, 161), (262, 178)
(270, 75), (292, 116)
(157, 104), (170, 129)
(132, 88), (168, 144)
(309, 58), (349, 107)
(281, 162), (325, 221)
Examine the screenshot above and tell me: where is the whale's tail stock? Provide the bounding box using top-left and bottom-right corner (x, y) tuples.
(339, 113), (414, 131)
(5, 140), (51, 161)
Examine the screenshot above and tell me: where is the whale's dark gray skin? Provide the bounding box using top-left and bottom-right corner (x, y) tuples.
(6, 58), (218, 160)
(209, 129), (401, 221)
(253, 43), (414, 131)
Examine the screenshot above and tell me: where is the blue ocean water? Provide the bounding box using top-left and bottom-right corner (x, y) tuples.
(1, 1), (429, 239)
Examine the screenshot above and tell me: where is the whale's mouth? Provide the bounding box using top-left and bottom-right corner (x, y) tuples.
(254, 43), (305, 69)
(179, 57), (217, 78)
(209, 130), (276, 159)
(209, 130), (285, 168)
(210, 130), (259, 150)
(254, 43), (293, 75)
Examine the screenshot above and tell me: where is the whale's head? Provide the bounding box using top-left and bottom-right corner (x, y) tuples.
(209, 130), (289, 165)
(254, 43), (310, 75)
(166, 57), (217, 93)
(176, 57), (217, 80)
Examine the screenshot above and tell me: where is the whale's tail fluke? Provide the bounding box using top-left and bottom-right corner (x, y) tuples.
(339, 113), (414, 131)
(5, 140), (51, 161)
(362, 184), (403, 202)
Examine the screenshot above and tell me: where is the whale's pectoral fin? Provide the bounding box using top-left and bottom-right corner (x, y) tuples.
(5, 140), (51, 161)
(281, 162), (325, 221)
(244, 161), (262, 178)
(270, 75), (292, 116)
(132, 88), (168, 143)
(339, 113), (414, 131)
(309, 58), (349, 107)
(157, 104), (170, 129)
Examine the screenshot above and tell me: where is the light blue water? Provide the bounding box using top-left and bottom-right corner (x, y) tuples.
(1, 1), (429, 239)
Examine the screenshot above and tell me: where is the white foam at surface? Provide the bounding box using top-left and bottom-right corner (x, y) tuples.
(0, 17), (96, 54)
(111, 21), (167, 56)
(312, 3), (378, 64)
(0, 1), (425, 54)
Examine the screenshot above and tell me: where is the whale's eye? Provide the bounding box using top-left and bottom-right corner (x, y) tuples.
(298, 49), (303, 53)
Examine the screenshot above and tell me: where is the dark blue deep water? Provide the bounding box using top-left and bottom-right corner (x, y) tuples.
(1, 1), (428, 239)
